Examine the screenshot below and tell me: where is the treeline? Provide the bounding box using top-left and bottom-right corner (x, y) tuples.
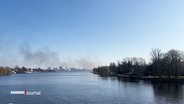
(0, 67), (12, 76)
(12, 66), (56, 74)
(0, 66), (56, 76)
(93, 49), (184, 78)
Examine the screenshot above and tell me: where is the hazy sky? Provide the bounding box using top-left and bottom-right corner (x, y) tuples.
(0, 0), (184, 69)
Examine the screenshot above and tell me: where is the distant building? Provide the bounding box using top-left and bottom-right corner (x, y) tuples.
(59, 66), (63, 70)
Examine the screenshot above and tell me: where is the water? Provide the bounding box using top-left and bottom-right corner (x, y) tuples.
(0, 71), (184, 104)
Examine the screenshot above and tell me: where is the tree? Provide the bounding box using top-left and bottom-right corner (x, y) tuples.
(109, 62), (117, 75)
(21, 66), (27, 73)
(132, 57), (146, 76)
(164, 49), (184, 78)
(0, 67), (11, 75)
(93, 66), (110, 76)
(151, 49), (162, 62)
(150, 48), (163, 77)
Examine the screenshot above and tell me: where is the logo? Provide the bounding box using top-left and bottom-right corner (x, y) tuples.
(10, 90), (41, 96)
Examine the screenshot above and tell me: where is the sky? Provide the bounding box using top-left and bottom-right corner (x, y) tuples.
(0, 0), (184, 69)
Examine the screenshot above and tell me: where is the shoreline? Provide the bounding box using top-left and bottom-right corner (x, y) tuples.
(116, 74), (184, 83)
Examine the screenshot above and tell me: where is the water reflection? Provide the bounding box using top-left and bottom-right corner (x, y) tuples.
(116, 76), (184, 104)
(117, 77), (139, 83)
(152, 82), (184, 104)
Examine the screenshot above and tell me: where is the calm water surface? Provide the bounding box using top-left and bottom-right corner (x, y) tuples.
(0, 71), (184, 104)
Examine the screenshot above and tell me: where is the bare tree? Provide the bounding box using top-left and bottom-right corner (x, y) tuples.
(150, 48), (163, 62)
(165, 49), (184, 78)
(150, 48), (163, 77)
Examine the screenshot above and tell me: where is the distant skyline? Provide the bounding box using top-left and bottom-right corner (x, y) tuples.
(0, 0), (184, 69)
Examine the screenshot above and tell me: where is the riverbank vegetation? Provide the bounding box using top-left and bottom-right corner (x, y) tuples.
(93, 49), (184, 81)
(0, 67), (12, 76)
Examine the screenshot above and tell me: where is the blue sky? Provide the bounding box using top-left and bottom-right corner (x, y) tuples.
(0, 0), (184, 68)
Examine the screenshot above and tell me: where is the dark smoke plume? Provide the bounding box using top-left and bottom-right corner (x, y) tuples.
(20, 43), (61, 68)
